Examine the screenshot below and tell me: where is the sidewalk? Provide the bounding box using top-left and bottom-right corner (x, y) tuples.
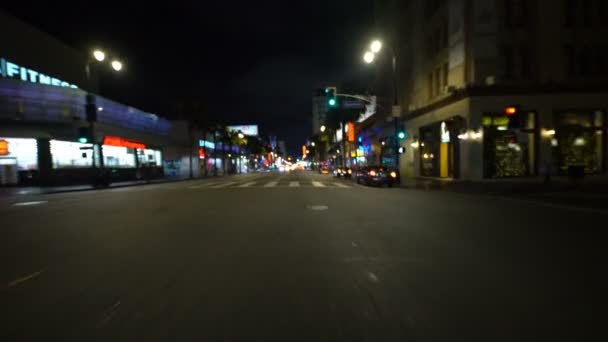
(401, 176), (608, 211)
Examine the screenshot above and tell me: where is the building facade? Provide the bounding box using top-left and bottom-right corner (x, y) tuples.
(0, 10), (198, 185)
(383, 0), (608, 181)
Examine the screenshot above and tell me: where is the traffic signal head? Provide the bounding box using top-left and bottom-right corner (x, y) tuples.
(398, 131), (406, 140)
(325, 86), (337, 107)
(77, 127), (91, 144)
(328, 98), (337, 107)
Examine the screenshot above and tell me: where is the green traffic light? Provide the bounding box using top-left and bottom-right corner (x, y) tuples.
(78, 137), (88, 144)
(329, 98), (336, 106)
(325, 88), (329, 94)
(398, 131), (406, 139)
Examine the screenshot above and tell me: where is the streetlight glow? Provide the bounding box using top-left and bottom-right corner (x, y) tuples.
(238, 133), (245, 139)
(370, 40), (383, 53)
(93, 50), (106, 62)
(320, 125), (326, 133)
(311, 142), (316, 147)
(363, 51), (375, 64)
(111, 60), (123, 71)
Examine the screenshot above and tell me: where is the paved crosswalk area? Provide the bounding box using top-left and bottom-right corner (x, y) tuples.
(187, 179), (353, 189)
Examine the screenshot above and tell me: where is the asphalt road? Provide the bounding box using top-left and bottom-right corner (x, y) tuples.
(1, 171), (606, 341)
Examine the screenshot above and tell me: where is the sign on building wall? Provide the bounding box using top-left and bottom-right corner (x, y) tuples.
(226, 125), (259, 136)
(0, 58), (78, 88)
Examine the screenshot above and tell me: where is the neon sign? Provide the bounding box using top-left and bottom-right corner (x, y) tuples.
(0, 139), (8, 155)
(103, 136), (146, 149)
(0, 58), (78, 89)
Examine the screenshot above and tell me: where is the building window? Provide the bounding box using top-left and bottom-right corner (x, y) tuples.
(505, 0), (527, 28)
(50, 140), (93, 169)
(428, 73), (434, 99)
(442, 63), (449, 89)
(103, 145), (136, 168)
(579, 47), (591, 76)
(0, 138), (38, 170)
(503, 45), (533, 80)
(565, 45), (575, 76)
(553, 110), (605, 174)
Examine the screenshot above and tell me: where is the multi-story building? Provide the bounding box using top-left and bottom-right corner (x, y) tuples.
(379, 0), (608, 180)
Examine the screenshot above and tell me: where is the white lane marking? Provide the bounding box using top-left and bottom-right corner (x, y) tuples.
(367, 272), (379, 283)
(307, 205), (329, 211)
(12, 201), (47, 207)
(334, 182), (351, 188)
(237, 181), (257, 188)
(188, 182), (219, 189)
(6, 270), (43, 288)
(209, 182), (237, 188)
(264, 181), (279, 187)
(312, 181), (326, 188)
(351, 242), (358, 248)
(289, 181), (300, 187)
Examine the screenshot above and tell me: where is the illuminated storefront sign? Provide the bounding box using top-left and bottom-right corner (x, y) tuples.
(0, 139), (8, 155)
(482, 116), (510, 127)
(441, 121), (451, 143)
(198, 148), (206, 159)
(103, 136), (146, 149)
(347, 122), (355, 142)
(0, 58), (78, 88)
(226, 125), (259, 136)
(199, 140), (215, 149)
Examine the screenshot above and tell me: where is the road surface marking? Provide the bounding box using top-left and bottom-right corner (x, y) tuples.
(367, 272), (379, 283)
(307, 205), (328, 211)
(188, 182), (219, 189)
(312, 181), (326, 188)
(289, 181), (300, 187)
(12, 201), (47, 207)
(209, 182), (237, 188)
(237, 181), (257, 188)
(6, 271), (43, 288)
(351, 242), (358, 248)
(334, 182), (351, 188)
(264, 181), (278, 187)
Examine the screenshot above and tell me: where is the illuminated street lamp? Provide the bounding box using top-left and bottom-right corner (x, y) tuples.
(370, 40), (383, 53)
(93, 50), (106, 62)
(311, 142), (316, 147)
(320, 125), (326, 133)
(237, 132), (245, 139)
(363, 51), (375, 64)
(111, 60), (123, 71)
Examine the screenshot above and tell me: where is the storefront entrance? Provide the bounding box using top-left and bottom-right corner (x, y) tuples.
(419, 118), (462, 178)
(553, 110), (605, 175)
(483, 111), (537, 178)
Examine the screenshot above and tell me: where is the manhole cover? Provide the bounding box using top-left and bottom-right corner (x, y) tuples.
(307, 205), (329, 211)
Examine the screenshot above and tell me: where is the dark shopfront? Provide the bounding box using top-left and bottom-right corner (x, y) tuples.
(552, 110), (606, 175)
(483, 110), (538, 179)
(419, 117), (463, 178)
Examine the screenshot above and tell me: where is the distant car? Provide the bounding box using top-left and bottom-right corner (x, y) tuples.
(333, 167), (352, 178)
(319, 166), (330, 175)
(355, 166), (399, 187)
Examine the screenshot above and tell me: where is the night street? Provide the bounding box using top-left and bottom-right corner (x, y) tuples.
(1, 171), (605, 341)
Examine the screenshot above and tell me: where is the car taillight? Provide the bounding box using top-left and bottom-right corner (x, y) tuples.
(390, 171), (397, 178)
(369, 170), (377, 176)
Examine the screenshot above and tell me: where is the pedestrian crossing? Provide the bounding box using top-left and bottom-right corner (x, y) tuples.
(187, 180), (354, 189)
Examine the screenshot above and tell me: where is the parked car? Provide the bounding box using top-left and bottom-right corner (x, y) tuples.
(355, 166), (399, 187)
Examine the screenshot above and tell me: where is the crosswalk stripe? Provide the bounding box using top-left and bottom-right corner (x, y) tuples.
(188, 182), (219, 189)
(333, 182), (351, 188)
(209, 182), (237, 188)
(289, 181), (300, 187)
(312, 181), (326, 188)
(264, 181), (278, 187)
(237, 181), (257, 188)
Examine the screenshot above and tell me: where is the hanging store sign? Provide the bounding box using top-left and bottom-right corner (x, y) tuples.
(103, 136), (146, 149)
(199, 140), (215, 149)
(441, 121), (451, 143)
(0, 139), (9, 155)
(0, 58), (78, 89)
(482, 116), (510, 127)
(347, 122), (355, 142)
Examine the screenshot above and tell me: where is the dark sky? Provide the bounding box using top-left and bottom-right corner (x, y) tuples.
(2, 1), (377, 153)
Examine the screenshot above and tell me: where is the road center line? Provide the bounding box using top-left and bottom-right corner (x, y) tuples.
(12, 201), (47, 207)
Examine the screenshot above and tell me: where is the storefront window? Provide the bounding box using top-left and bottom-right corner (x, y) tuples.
(137, 148), (162, 167)
(102, 145), (136, 168)
(419, 125), (439, 177)
(483, 111), (537, 178)
(0, 138), (38, 170)
(50, 140), (93, 169)
(554, 110), (605, 174)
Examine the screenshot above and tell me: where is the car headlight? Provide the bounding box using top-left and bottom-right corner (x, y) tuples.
(390, 171), (397, 178)
(369, 170), (377, 176)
